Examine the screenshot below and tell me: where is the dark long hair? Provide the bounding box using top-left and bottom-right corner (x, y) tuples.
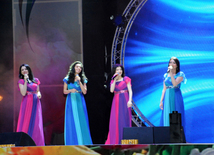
(168, 57), (180, 74)
(19, 64), (36, 83)
(111, 64), (125, 77)
(66, 61), (88, 84)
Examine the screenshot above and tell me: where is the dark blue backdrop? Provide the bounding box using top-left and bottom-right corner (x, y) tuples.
(125, 0), (214, 142)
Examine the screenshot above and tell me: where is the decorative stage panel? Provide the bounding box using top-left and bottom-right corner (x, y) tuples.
(12, 0), (83, 145)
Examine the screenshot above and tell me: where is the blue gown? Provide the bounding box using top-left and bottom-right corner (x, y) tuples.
(63, 78), (92, 145)
(160, 71), (187, 128)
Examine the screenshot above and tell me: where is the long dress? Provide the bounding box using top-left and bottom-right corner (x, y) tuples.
(17, 78), (45, 146)
(63, 78), (92, 145)
(160, 71), (187, 128)
(105, 76), (132, 145)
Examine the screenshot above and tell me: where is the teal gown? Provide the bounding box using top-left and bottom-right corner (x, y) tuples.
(63, 78), (92, 145)
(160, 71), (187, 128)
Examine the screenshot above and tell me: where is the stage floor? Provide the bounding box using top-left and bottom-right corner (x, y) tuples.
(0, 144), (214, 155)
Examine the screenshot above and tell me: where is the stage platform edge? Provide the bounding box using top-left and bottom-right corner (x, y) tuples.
(0, 144), (214, 155)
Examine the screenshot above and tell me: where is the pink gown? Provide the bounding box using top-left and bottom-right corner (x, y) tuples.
(17, 78), (45, 146)
(105, 76), (132, 144)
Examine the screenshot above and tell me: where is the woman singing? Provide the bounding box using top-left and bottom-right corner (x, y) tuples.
(17, 64), (45, 146)
(63, 61), (92, 145)
(159, 57), (187, 127)
(105, 64), (133, 144)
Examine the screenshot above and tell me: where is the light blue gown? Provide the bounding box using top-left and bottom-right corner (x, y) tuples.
(63, 78), (92, 145)
(160, 71), (187, 128)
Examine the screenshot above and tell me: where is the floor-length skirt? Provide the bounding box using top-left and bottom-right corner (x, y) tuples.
(17, 94), (45, 146)
(160, 88), (185, 128)
(64, 93), (92, 145)
(105, 92), (132, 144)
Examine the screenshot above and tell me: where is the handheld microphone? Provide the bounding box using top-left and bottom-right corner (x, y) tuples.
(27, 79), (30, 84)
(76, 74), (80, 83)
(112, 73), (119, 80)
(24, 74), (30, 83)
(167, 66), (173, 73)
(167, 69), (169, 73)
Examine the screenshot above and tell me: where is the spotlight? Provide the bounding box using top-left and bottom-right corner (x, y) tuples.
(110, 14), (125, 27)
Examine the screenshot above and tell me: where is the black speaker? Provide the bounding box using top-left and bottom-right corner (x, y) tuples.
(123, 127), (153, 144)
(170, 111), (186, 143)
(0, 132), (36, 146)
(153, 127), (170, 143)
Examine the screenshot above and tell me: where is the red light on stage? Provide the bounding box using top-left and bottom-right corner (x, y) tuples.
(0, 95), (3, 101)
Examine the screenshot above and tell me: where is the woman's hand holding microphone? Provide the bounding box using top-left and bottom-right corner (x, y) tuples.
(112, 73), (119, 80)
